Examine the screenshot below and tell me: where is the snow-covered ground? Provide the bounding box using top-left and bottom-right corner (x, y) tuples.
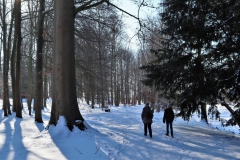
(0, 99), (239, 160)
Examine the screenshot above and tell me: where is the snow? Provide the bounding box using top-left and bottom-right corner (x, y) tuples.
(0, 99), (240, 160)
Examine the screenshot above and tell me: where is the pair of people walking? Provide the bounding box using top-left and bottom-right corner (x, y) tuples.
(141, 103), (174, 138)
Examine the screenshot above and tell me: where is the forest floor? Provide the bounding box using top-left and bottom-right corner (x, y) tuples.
(82, 104), (240, 160)
(0, 99), (239, 160)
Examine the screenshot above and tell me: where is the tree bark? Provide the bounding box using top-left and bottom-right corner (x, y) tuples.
(26, 0), (35, 116)
(6, 2), (14, 115)
(43, 67), (48, 108)
(2, 0), (9, 116)
(15, 0), (22, 118)
(11, 31), (17, 112)
(114, 61), (118, 106)
(0, 34), (2, 99)
(2, 0), (14, 115)
(120, 53), (124, 104)
(34, 0), (45, 123)
(49, 0), (85, 131)
(199, 101), (208, 123)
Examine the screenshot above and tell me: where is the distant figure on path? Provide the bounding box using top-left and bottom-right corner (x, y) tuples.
(141, 103), (154, 138)
(163, 103), (175, 138)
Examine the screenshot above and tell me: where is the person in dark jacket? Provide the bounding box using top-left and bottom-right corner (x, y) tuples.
(141, 103), (154, 138)
(163, 103), (175, 137)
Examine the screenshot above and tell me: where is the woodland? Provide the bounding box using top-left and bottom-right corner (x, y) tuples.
(0, 0), (240, 132)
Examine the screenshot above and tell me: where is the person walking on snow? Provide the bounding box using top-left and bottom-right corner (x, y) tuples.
(141, 103), (154, 138)
(163, 103), (175, 138)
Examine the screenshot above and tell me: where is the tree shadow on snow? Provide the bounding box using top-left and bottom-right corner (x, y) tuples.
(172, 124), (240, 160)
(35, 122), (45, 132)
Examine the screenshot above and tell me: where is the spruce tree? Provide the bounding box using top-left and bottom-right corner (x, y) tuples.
(141, 0), (240, 125)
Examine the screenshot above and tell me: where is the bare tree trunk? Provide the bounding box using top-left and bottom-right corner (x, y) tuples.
(120, 54), (124, 104)
(11, 30), (17, 112)
(0, 34), (2, 99)
(43, 41), (51, 108)
(6, 1), (14, 115)
(115, 84), (120, 106)
(132, 64), (137, 105)
(2, 0), (9, 116)
(11, 27), (17, 112)
(137, 72), (142, 105)
(96, 12), (105, 109)
(49, 0), (85, 131)
(114, 63), (117, 106)
(34, 0), (45, 123)
(125, 56), (130, 105)
(26, 0), (35, 115)
(43, 76), (47, 107)
(15, 0), (22, 118)
(85, 91), (90, 105)
(199, 101), (208, 123)
(2, 0), (14, 115)
(91, 90), (95, 108)
(110, 41), (115, 106)
(10, 0), (18, 114)
(138, 73), (143, 104)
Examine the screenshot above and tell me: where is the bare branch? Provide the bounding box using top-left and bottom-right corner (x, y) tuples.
(74, 0), (106, 16)
(107, 1), (141, 25)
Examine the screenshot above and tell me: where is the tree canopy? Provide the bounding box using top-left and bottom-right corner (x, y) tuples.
(141, 0), (240, 126)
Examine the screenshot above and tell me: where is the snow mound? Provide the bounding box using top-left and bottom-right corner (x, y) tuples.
(48, 116), (71, 139)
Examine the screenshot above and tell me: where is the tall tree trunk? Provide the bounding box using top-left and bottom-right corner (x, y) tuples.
(6, 2), (14, 115)
(2, 0), (9, 116)
(137, 82), (141, 105)
(0, 34), (2, 99)
(125, 58), (130, 104)
(34, 0), (45, 123)
(49, 0), (85, 131)
(96, 13), (105, 109)
(115, 84), (120, 106)
(199, 101), (208, 123)
(15, 0), (22, 118)
(114, 62), (117, 106)
(91, 90), (95, 108)
(43, 76), (47, 107)
(110, 40), (115, 106)
(120, 55), (124, 104)
(26, 0), (34, 115)
(11, 31), (17, 112)
(10, 0), (17, 113)
(85, 91), (90, 105)
(2, 0), (13, 115)
(43, 44), (50, 108)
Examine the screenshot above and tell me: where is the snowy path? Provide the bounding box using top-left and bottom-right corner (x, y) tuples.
(0, 101), (240, 160)
(83, 105), (240, 160)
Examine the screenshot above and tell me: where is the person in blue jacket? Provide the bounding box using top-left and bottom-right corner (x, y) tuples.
(163, 103), (174, 137)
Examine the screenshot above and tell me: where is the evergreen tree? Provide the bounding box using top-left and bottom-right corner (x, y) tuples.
(141, 0), (240, 126)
